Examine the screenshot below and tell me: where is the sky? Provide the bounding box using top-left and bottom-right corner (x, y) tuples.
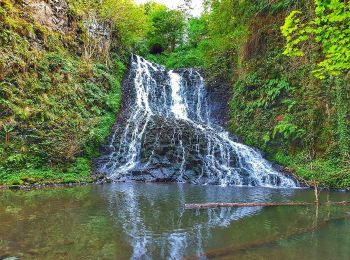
(135, 0), (204, 17)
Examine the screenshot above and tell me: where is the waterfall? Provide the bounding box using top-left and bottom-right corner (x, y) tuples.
(99, 55), (298, 188)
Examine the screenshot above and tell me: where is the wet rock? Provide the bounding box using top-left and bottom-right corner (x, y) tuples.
(9, 185), (21, 191)
(2, 257), (20, 260)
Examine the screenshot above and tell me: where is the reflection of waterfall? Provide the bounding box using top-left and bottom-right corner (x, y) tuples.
(99, 55), (298, 187)
(104, 183), (280, 259)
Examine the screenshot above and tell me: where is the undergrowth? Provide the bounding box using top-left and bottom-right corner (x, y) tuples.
(0, 0), (126, 186)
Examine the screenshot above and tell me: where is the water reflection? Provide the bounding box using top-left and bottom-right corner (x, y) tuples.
(103, 183), (297, 259)
(0, 183), (349, 259)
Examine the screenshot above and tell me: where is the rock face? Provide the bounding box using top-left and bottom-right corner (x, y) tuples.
(97, 55), (299, 187)
(23, 0), (69, 32)
(21, 0), (111, 52)
(205, 76), (232, 128)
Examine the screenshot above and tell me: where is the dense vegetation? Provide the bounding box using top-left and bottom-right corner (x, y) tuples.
(0, 0), (145, 185)
(141, 0), (350, 188)
(1, 0), (349, 188)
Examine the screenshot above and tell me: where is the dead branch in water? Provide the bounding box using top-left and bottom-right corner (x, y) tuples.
(184, 201), (350, 209)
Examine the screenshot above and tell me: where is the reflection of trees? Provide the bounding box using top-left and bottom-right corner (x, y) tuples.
(0, 186), (129, 259)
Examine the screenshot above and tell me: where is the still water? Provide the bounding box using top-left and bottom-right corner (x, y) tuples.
(1, 183), (350, 259)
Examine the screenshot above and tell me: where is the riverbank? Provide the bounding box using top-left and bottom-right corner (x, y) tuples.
(0, 163), (111, 190)
(0, 181), (91, 191)
(1, 174), (350, 192)
(267, 152), (350, 189)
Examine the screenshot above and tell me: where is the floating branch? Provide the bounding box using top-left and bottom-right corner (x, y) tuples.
(185, 201), (350, 209)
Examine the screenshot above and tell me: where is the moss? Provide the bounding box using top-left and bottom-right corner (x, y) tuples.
(0, 158), (94, 186)
(0, 0), (126, 185)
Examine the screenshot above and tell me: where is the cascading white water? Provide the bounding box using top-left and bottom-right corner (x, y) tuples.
(100, 55), (298, 188)
(169, 71), (188, 120)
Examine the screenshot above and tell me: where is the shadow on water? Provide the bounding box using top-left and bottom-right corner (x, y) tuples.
(1, 183), (350, 259)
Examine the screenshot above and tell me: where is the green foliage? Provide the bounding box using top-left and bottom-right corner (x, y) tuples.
(145, 3), (186, 52)
(0, 157), (93, 186)
(69, 0), (147, 48)
(188, 17), (207, 47)
(272, 116), (305, 141)
(254, 0), (297, 14)
(140, 3), (205, 69)
(99, 0), (147, 47)
(281, 0), (350, 78)
(281, 11), (309, 57)
(198, 0), (253, 80)
(229, 69), (305, 148)
(0, 0), (126, 185)
(146, 46), (203, 69)
(143, 0), (254, 78)
(272, 152), (350, 188)
(335, 77), (350, 160)
(282, 0), (350, 161)
(165, 47), (203, 68)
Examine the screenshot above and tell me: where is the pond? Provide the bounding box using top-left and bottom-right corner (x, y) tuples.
(1, 183), (350, 259)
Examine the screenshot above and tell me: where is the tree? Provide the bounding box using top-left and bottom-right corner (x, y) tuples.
(145, 4), (186, 52)
(188, 16), (207, 47)
(100, 0), (147, 48)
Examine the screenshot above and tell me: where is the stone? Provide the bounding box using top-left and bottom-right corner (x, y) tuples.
(25, 0), (68, 32)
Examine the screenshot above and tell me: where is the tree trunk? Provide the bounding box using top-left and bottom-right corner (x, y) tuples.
(5, 132), (10, 144)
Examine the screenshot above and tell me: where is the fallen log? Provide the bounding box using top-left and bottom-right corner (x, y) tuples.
(185, 201), (350, 209)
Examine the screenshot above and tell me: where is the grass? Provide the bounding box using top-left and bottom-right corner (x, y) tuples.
(271, 152), (350, 188)
(0, 158), (92, 187)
